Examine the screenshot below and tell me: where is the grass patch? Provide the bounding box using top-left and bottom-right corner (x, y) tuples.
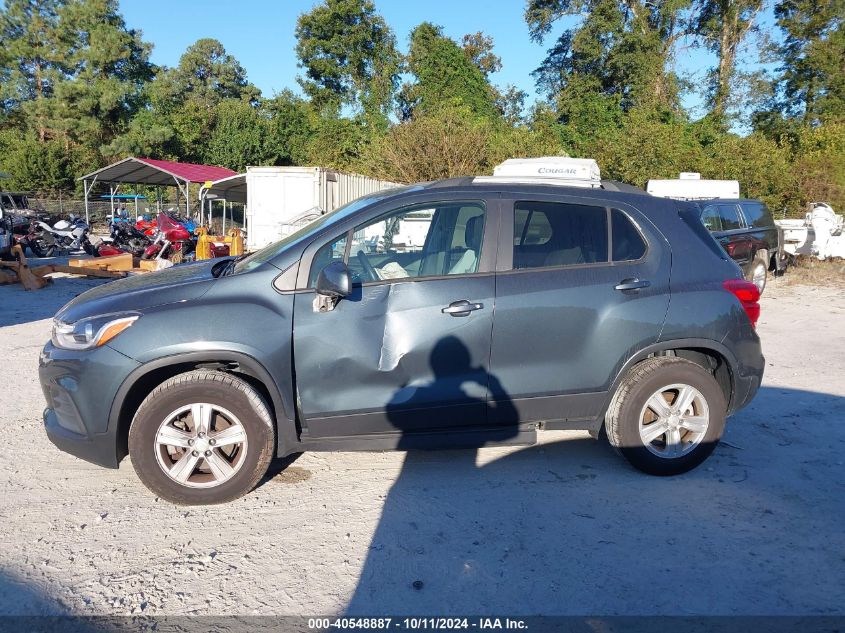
(781, 256), (845, 288)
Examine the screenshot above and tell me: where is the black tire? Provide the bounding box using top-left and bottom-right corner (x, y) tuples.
(605, 357), (726, 476)
(745, 252), (767, 294)
(128, 370), (276, 505)
(29, 239), (50, 258)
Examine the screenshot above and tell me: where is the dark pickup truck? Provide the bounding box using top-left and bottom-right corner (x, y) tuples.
(695, 199), (786, 293)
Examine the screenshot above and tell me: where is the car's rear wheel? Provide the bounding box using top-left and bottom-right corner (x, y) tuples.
(128, 370), (275, 505)
(746, 253), (768, 294)
(605, 357), (726, 476)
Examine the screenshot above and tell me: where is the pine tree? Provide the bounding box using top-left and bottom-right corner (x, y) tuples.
(775, 0), (845, 123)
(295, 0), (400, 129)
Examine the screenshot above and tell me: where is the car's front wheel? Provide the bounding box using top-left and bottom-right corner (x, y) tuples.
(128, 370), (275, 505)
(605, 357), (726, 476)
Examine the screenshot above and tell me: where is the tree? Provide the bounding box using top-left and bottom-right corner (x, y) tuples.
(495, 85), (529, 125)
(400, 22), (498, 121)
(0, 0), (68, 140)
(788, 121), (845, 210)
(461, 31), (502, 77)
(305, 115), (370, 171)
(695, 0), (766, 121)
(774, 0), (845, 123)
(101, 107), (176, 159)
(205, 99), (270, 170)
(368, 107), (490, 182)
(295, 0), (400, 128)
(50, 0), (154, 150)
(0, 0), (153, 157)
(151, 38), (258, 112)
(263, 89), (315, 166)
(525, 0), (691, 117)
(0, 129), (92, 194)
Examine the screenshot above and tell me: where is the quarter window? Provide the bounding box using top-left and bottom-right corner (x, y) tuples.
(611, 209), (646, 261)
(512, 201), (608, 269)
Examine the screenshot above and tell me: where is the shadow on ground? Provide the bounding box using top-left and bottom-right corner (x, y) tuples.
(0, 570), (71, 617)
(346, 385), (845, 615)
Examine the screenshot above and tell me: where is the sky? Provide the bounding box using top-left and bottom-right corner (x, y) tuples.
(119, 0), (776, 122)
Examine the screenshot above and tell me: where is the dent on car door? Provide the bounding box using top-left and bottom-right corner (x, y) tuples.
(489, 198), (671, 424)
(291, 197), (503, 439)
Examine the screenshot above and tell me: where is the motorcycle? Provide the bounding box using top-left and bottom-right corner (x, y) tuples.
(141, 212), (195, 262)
(135, 214), (157, 237)
(30, 214), (96, 257)
(109, 215), (151, 257)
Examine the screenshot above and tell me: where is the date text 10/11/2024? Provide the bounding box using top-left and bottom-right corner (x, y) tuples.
(307, 618), (529, 630)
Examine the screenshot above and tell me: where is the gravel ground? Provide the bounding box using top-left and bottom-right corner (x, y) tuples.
(0, 269), (843, 616)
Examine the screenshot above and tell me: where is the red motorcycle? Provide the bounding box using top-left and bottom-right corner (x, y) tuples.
(135, 216), (157, 237)
(141, 212), (195, 261)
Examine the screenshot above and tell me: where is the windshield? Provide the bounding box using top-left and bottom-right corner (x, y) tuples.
(233, 187), (416, 274)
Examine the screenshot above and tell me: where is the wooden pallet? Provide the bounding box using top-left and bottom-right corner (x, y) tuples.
(68, 252), (134, 271)
(0, 245), (128, 290)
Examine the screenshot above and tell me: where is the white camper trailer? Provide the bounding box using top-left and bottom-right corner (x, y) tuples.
(646, 173), (740, 200)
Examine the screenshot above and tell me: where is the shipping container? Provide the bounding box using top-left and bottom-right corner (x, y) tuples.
(245, 166), (400, 251)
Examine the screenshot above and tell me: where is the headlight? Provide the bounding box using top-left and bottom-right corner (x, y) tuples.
(52, 313), (140, 351)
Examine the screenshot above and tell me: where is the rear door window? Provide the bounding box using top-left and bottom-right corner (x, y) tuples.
(717, 204), (743, 230)
(740, 202), (774, 228)
(512, 201), (608, 269)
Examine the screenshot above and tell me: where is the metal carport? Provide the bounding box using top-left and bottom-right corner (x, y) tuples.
(198, 172), (246, 234)
(78, 157), (237, 224)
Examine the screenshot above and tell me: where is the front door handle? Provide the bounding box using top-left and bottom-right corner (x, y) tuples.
(442, 300), (484, 317)
(615, 278), (651, 291)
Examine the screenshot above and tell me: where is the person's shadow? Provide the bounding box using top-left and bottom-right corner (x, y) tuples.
(346, 335), (519, 613)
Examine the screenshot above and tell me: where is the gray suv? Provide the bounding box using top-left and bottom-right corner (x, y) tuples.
(40, 176), (764, 504)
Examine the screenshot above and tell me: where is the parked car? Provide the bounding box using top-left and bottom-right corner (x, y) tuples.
(695, 199), (785, 293)
(646, 176), (784, 294)
(39, 158), (764, 505)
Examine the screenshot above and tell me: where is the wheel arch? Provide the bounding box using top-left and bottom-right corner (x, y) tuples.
(109, 351), (298, 464)
(597, 338), (738, 432)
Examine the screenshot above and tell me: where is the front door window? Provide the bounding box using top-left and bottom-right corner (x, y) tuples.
(347, 201), (485, 283)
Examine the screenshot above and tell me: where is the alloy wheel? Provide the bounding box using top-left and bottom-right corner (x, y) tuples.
(638, 383), (710, 458)
(154, 403), (248, 488)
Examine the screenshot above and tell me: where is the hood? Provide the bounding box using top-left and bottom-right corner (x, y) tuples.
(56, 258), (220, 324)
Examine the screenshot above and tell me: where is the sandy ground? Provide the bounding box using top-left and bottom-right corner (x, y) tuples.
(0, 266), (843, 616)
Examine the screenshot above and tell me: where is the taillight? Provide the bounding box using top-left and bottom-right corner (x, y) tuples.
(723, 279), (761, 327)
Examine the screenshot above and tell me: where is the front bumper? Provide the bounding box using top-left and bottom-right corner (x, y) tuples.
(39, 341), (140, 468)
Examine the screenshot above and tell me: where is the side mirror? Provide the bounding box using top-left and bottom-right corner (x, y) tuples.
(316, 260), (351, 298)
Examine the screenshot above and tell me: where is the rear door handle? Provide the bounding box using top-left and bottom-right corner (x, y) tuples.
(615, 278), (651, 291)
(442, 300), (484, 316)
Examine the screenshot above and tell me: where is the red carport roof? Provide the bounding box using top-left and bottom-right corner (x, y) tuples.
(78, 157), (238, 185)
